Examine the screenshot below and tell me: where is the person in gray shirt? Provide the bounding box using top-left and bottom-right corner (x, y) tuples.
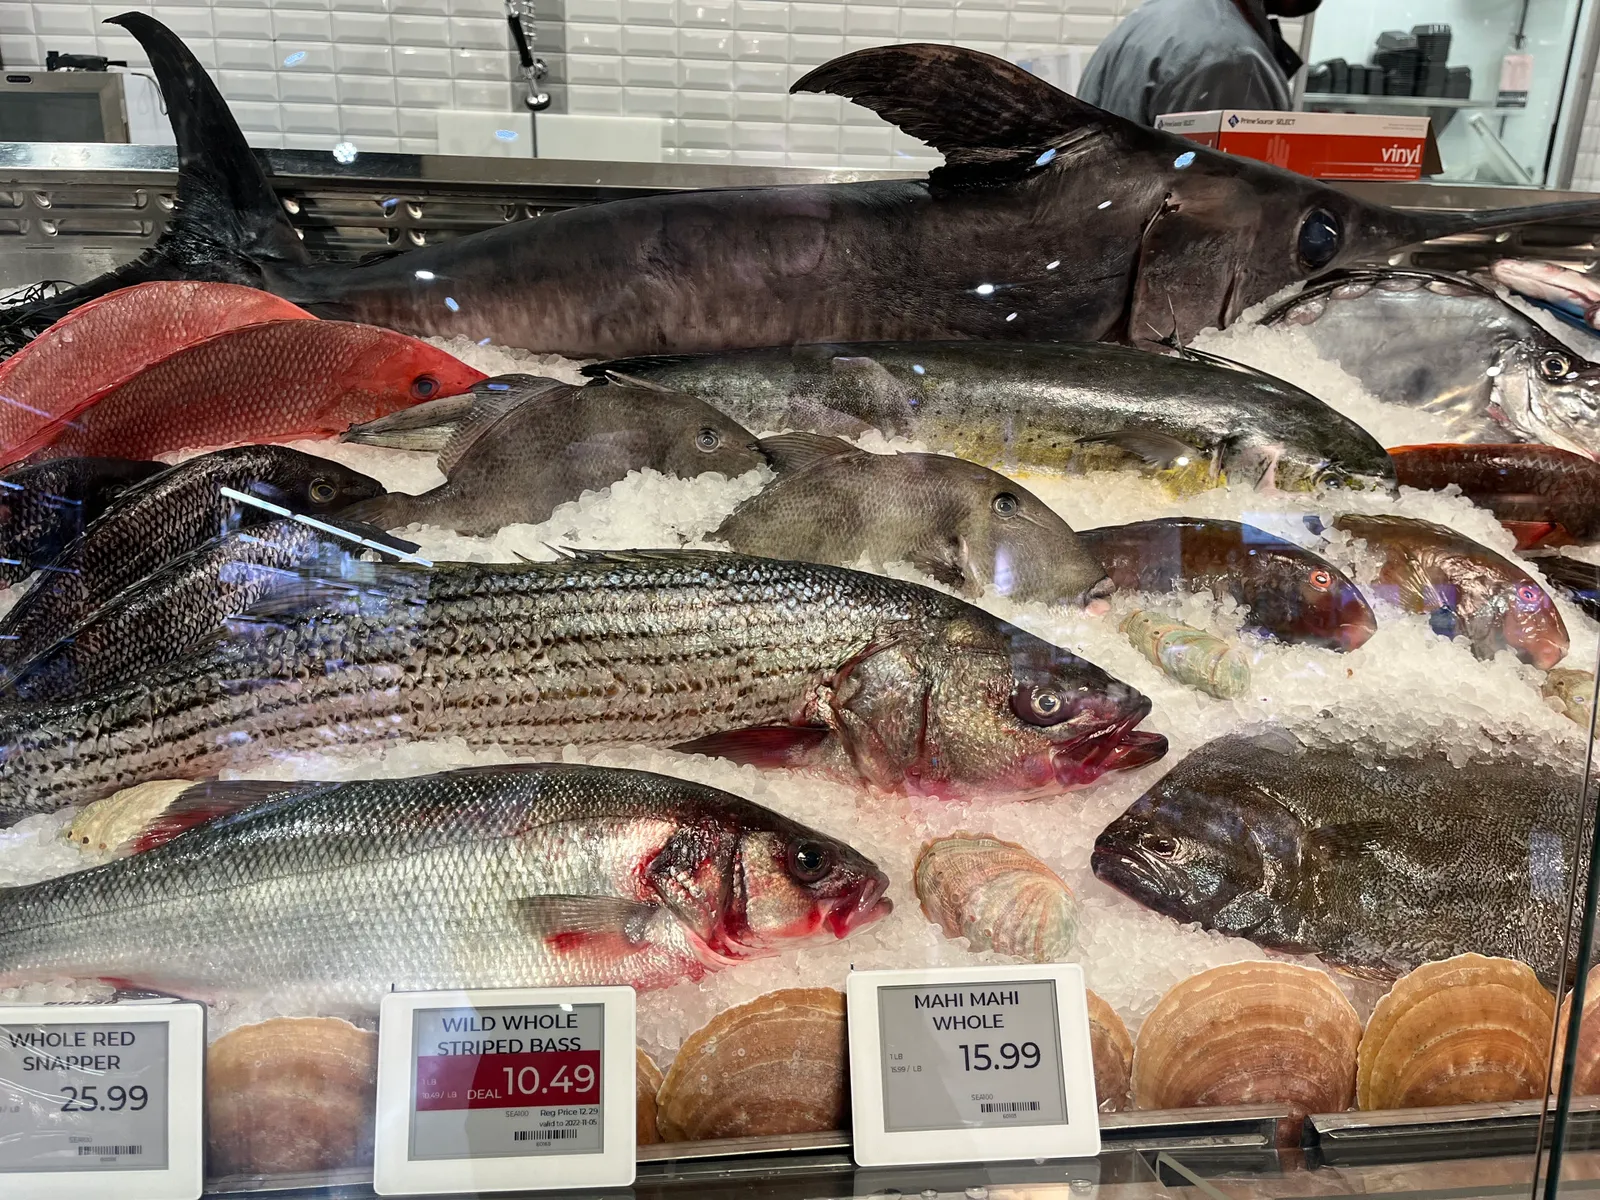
(1077, 0), (1320, 125)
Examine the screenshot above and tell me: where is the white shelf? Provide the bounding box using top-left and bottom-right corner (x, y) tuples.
(1304, 92), (1520, 111)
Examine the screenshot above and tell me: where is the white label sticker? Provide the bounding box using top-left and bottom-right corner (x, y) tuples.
(847, 965), (1100, 1168)
(374, 987), (635, 1195)
(1498, 53), (1532, 106)
(0, 1003), (204, 1200)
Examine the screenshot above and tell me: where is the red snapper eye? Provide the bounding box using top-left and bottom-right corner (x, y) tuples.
(1515, 582), (1544, 610)
(411, 374), (439, 400)
(1308, 568), (1333, 591)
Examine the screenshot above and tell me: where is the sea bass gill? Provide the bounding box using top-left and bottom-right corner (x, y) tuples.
(0, 765), (892, 1010)
(6, 16), (1597, 356)
(1092, 732), (1588, 985)
(0, 550), (1166, 822)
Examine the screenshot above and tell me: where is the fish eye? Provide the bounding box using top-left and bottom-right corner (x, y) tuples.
(1515, 582), (1544, 610)
(1011, 683), (1067, 726)
(992, 491), (1020, 518)
(411, 374), (439, 400)
(309, 478), (337, 504)
(1307, 568), (1333, 591)
(1141, 832), (1177, 857)
(695, 427), (723, 452)
(1296, 208), (1342, 272)
(1539, 352), (1573, 382)
(788, 840), (832, 882)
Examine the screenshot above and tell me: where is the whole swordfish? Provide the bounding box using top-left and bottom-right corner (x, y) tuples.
(6, 15), (1600, 356)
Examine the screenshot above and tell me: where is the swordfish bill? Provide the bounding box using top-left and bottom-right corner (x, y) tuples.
(6, 17), (1600, 356)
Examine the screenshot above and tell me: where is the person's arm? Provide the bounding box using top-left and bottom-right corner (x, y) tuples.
(1149, 49), (1291, 118)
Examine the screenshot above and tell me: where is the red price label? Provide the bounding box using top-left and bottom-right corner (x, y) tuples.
(414, 1051), (601, 1112)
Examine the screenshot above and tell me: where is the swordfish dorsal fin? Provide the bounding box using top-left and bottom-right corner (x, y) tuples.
(792, 44), (1108, 184)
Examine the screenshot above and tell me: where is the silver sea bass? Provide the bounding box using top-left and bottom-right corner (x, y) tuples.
(0, 764), (893, 1012)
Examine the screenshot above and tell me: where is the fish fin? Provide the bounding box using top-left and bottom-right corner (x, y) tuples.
(131, 779), (318, 853)
(1503, 519), (1564, 550)
(341, 393), (477, 451)
(1075, 429), (1207, 469)
(438, 378), (569, 477)
(791, 44), (1101, 185)
(1162, 343), (1284, 381)
(673, 724), (833, 767)
(511, 896), (657, 950)
(217, 560), (426, 630)
(907, 541), (973, 591)
(759, 432), (857, 474)
(581, 355), (697, 384)
(1306, 820), (1389, 859)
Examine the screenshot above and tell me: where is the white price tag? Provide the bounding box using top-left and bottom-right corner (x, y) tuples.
(0, 1002), (204, 1200)
(374, 986), (636, 1195)
(846, 964), (1100, 1167)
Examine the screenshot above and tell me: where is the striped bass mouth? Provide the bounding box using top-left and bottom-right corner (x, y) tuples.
(824, 870), (893, 938)
(1050, 701), (1168, 789)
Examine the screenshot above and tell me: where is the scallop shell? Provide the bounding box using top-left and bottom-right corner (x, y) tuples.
(1133, 961), (1361, 1117)
(67, 779), (192, 854)
(207, 1017), (377, 1176)
(636, 1049), (664, 1145)
(1087, 990), (1133, 1113)
(1358, 954), (1553, 1110)
(914, 834), (1078, 963)
(656, 988), (846, 1141)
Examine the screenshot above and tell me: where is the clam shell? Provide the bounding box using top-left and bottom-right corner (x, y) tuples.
(656, 988), (846, 1141)
(1543, 668), (1596, 726)
(68, 779), (191, 854)
(1555, 965), (1600, 1096)
(1087, 990), (1133, 1113)
(1358, 954), (1553, 1110)
(1133, 961), (1361, 1117)
(207, 1017), (377, 1176)
(637, 1049), (664, 1145)
(914, 834), (1078, 963)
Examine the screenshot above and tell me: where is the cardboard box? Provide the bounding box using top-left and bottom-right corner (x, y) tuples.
(1154, 109), (1442, 180)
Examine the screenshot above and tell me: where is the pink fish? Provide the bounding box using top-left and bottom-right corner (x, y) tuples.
(0, 281), (314, 460)
(5, 320), (486, 465)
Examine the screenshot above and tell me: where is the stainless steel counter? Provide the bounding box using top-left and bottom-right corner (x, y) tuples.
(2, 142), (1598, 289)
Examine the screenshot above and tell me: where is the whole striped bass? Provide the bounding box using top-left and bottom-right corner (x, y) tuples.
(0, 550), (1165, 822)
(0, 764), (892, 1010)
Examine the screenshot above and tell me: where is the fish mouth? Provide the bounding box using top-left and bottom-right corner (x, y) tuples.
(1090, 842), (1184, 912)
(1337, 619), (1375, 652)
(1051, 701), (1169, 788)
(825, 870), (893, 938)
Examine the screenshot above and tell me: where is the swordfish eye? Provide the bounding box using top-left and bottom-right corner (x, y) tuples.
(1307, 567), (1333, 592)
(1539, 351), (1574, 382)
(1296, 208), (1343, 272)
(410, 373), (440, 400)
(308, 477), (338, 504)
(787, 839), (833, 883)
(1011, 683), (1067, 725)
(992, 491), (1021, 518)
(695, 427), (723, 453)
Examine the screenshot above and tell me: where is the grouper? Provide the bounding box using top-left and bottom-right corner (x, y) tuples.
(5, 15), (1599, 356)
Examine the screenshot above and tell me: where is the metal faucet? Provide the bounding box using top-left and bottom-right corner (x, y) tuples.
(505, 0), (552, 111)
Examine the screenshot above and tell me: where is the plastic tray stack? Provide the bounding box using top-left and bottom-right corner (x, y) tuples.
(1305, 23), (1469, 100)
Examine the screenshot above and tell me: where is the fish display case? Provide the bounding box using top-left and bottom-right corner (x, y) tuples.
(14, 18), (1600, 1200)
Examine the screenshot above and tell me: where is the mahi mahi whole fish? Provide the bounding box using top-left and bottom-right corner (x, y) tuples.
(0, 446), (384, 679)
(0, 764), (892, 1009)
(590, 343), (1396, 491)
(0, 550), (1166, 823)
(343, 374), (768, 535)
(6, 16), (1596, 356)
(712, 433), (1111, 605)
(1092, 732), (1590, 984)
(1261, 269), (1600, 456)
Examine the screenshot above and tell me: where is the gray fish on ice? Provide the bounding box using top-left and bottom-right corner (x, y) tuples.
(0, 446), (382, 678)
(2, 516), (414, 704)
(590, 341), (1396, 491)
(0, 457), (162, 586)
(1092, 731), (1591, 985)
(0, 550), (1166, 822)
(343, 374), (767, 535)
(0, 764), (892, 1009)
(1261, 269), (1600, 456)
(8, 17), (1598, 355)
(713, 433), (1110, 605)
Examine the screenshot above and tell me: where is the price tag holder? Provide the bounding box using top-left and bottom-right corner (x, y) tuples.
(0, 1001), (204, 1200)
(846, 964), (1100, 1167)
(374, 986), (635, 1195)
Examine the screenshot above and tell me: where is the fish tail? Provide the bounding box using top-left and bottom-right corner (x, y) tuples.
(0, 14), (309, 354)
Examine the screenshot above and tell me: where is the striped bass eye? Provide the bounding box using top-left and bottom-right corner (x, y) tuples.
(788, 840), (832, 882)
(1012, 683), (1066, 725)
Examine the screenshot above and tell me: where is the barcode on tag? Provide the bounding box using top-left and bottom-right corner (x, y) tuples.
(512, 1129), (580, 1141)
(978, 1102), (1040, 1113)
(78, 1145), (143, 1156)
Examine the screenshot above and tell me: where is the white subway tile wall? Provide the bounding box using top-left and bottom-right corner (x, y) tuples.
(0, 0), (1154, 165)
(1572, 71), (1600, 190)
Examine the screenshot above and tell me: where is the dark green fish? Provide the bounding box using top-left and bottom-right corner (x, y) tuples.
(1092, 732), (1588, 984)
